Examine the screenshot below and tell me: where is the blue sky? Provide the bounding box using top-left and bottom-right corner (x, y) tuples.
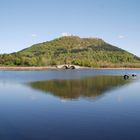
(0, 0), (140, 56)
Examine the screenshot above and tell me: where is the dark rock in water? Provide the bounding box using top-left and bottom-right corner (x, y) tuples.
(132, 74), (136, 77)
(124, 75), (129, 80)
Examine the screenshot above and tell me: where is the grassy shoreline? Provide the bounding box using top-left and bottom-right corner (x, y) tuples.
(0, 66), (140, 71)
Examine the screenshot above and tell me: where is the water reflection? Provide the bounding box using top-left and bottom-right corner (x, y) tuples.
(28, 76), (131, 100)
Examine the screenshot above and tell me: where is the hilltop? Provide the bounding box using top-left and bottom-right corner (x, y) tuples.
(0, 36), (140, 68)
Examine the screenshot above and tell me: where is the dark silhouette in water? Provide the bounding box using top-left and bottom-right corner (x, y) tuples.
(123, 75), (129, 80)
(132, 74), (137, 77)
(123, 74), (137, 80)
(28, 76), (130, 100)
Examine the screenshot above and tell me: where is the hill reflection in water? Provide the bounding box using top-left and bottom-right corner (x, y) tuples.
(28, 76), (130, 100)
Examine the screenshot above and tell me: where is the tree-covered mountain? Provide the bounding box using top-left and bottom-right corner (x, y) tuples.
(0, 36), (140, 67)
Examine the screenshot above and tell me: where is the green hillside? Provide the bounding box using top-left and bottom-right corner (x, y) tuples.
(0, 36), (140, 67)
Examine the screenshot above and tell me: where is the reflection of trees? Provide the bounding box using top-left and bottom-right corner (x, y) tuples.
(29, 76), (130, 100)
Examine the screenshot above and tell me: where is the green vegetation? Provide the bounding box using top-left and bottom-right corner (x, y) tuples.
(0, 36), (140, 67)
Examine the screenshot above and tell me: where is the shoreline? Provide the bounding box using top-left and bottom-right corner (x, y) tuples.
(0, 66), (140, 71)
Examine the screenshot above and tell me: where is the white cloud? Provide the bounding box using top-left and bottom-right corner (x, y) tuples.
(61, 32), (72, 37)
(31, 33), (37, 37)
(118, 35), (125, 39)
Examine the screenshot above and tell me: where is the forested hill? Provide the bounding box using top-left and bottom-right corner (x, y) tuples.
(0, 36), (140, 67)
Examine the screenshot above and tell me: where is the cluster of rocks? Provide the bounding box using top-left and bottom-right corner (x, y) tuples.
(123, 74), (137, 80)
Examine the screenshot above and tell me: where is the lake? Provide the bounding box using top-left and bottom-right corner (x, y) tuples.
(0, 69), (140, 140)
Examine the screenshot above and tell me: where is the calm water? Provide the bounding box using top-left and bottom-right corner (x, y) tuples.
(0, 69), (140, 140)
